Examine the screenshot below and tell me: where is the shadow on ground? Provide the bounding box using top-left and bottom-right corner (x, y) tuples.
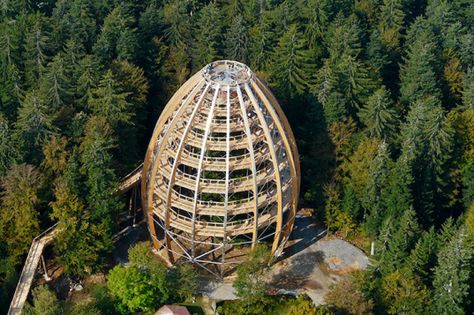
(270, 250), (325, 290)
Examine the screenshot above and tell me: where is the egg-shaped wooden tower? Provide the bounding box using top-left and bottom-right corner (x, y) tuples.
(142, 60), (300, 275)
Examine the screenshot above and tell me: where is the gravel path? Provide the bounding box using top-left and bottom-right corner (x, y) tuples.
(199, 215), (369, 306)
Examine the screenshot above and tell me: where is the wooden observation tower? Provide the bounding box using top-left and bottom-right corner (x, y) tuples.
(142, 60), (300, 275)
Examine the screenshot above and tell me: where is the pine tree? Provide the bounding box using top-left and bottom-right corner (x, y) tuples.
(76, 55), (99, 108)
(432, 227), (472, 314)
(192, 3), (221, 70)
(116, 28), (139, 63)
(0, 114), (19, 176)
(408, 227), (439, 285)
(225, 14), (249, 63)
(399, 31), (442, 106)
(92, 6), (135, 65)
(324, 14), (362, 61)
(0, 64), (23, 121)
(248, 16), (273, 71)
(359, 86), (398, 141)
(40, 53), (73, 112)
(382, 156), (414, 220)
(23, 13), (49, 87)
(378, 207), (420, 275)
(163, 0), (191, 46)
(67, 0), (98, 50)
(302, 0), (328, 48)
(377, 0), (405, 50)
(381, 270), (432, 315)
(50, 178), (113, 275)
(363, 141), (392, 235)
(400, 97), (453, 223)
(79, 116), (122, 223)
(0, 164), (43, 264)
(14, 90), (55, 163)
(88, 70), (132, 128)
(162, 43), (190, 99)
(0, 20), (20, 78)
(269, 24), (315, 96)
(315, 61), (347, 124)
(425, 105), (454, 173)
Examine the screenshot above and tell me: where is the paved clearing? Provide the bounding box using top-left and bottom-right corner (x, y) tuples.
(199, 215), (369, 305)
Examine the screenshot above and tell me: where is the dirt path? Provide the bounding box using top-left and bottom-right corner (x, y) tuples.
(199, 215), (369, 306)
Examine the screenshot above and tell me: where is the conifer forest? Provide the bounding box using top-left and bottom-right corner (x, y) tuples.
(0, 0), (473, 314)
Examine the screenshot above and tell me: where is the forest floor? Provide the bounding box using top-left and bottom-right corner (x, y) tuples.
(198, 214), (369, 306)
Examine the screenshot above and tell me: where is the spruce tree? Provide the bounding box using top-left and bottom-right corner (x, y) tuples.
(378, 207), (420, 275)
(50, 178), (113, 275)
(192, 3), (221, 70)
(225, 14), (249, 63)
(92, 6), (134, 65)
(76, 55), (99, 108)
(399, 31), (442, 106)
(88, 70), (132, 128)
(377, 0), (405, 50)
(163, 0), (191, 46)
(408, 227), (439, 285)
(432, 227), (472, 314)
(363, 141), (392, 235)
(79, 116), (122, 224)
(24, 13), (49, 87)
(270, 24), (315, 96)
(248, 15), (273, 71)
(14, 90), (55, 163)
(0, 164), (43, 264)
(0, 114), (19, 176)
(41, 53), (73, 113)
(359, 86), (398, 141)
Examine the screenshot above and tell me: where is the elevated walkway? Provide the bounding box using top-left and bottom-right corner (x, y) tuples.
(8, 224), (59, 315)
(8, 165), (144, 315)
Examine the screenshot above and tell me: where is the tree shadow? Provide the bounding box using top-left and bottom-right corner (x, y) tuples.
(270, 250), (325, 290)
(276, 216), (326, 262)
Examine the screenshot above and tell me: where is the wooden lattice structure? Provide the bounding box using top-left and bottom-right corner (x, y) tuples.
(142, 60), (300, 275)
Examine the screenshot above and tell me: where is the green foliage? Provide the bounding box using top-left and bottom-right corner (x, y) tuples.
(193, 3), (221, 70)
(107, 264), (160, 314)
(88, 70), (132, 128)
(408, 227), (439, 284)
(224, 14), (249, 63)
(0, 164), (43, 264)
(377, 207), (420, 275)
(0, 1), (472, 313)
(0, 114), (19, 176)
(14, 90), (55, 163)
(399, 31), (442, 106)
(432, 227), (472, 314)
(50, 178), (113, 275)
(25, 285), (62, 315)
(233, 243), (271, 307)
(269, 24), (315, 96)
(79, 116), (122, 223)
(325, 271), (374, 315)
(358, 86), (398, 141)
(381, 270), (431, 314)
(172, 264), (198, 302)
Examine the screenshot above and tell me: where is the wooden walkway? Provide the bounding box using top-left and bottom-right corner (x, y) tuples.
(8, 224), (59, 315)
(8, 165), (143, 315)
